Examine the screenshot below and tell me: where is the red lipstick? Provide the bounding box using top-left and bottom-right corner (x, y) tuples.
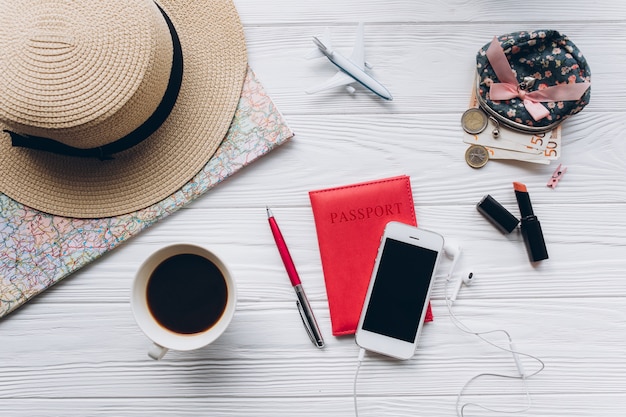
(513, 182), (548, 262)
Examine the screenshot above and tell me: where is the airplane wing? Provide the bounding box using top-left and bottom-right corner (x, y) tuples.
(305, 70), (355, 94)
(348, 22), (366, 70)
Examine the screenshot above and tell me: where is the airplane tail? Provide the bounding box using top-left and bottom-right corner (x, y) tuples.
(304, 28), (333, 59)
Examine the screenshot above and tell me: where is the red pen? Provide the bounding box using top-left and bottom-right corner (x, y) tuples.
(267, 207), (324, 348)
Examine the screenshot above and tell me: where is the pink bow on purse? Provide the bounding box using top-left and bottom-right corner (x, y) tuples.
(486, 37), (590, 121)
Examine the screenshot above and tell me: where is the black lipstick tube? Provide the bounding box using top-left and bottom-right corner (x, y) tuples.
(513, 182), (548, 262)
(476, 194), (519, 234)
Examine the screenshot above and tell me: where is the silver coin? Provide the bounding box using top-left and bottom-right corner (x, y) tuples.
(465, 144), (489, 169)
(461, 108), (488, 134)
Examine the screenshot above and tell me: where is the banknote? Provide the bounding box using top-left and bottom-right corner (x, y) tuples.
(483, 128), (561, 164)
(463, 128), (545, 154)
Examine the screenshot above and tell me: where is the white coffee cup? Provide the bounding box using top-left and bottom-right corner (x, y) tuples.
(131, 244), (236, 360)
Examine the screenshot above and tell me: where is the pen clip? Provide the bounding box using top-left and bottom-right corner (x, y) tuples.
(296, 300), (319, 346)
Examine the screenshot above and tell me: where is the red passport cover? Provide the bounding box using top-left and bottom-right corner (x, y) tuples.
(309, 175), (433, 336)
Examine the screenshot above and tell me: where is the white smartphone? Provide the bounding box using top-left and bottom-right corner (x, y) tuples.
(355, 221), (444, 360)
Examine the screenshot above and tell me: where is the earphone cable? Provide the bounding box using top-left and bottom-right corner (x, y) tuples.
(444, 277), (545, 416)
(444, 279), (545, 378)
(353, 347), (366, 417)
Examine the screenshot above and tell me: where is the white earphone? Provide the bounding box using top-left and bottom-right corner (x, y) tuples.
(443, 239), (461, 280)
(451, 270), (474, 302)
(443, 239), (475, 302)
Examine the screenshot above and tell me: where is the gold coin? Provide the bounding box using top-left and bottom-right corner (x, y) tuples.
(461, 108), (488, 134)
(465, 144), (489, 168)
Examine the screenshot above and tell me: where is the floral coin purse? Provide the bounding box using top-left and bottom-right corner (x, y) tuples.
(473, 30), (591, 134)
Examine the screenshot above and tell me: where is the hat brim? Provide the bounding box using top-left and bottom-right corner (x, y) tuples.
(0, 0), (247, 218)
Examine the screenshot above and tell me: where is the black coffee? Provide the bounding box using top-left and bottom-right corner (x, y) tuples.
(146, 253), (228, 334)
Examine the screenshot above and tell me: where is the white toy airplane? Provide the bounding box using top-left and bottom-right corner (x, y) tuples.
(306, 23), (393, 100)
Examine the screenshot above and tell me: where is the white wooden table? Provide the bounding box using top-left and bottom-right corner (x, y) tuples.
(2, 1), (625, 416)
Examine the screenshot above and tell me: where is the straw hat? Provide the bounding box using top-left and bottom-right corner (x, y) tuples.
(0, 0), (247, 218)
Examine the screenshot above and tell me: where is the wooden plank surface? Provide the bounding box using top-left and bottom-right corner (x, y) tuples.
(1, 1), (625, 416)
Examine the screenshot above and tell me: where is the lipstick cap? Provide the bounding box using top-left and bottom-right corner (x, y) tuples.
(521, 218), (549, 262)
(476, 194), (519, 234)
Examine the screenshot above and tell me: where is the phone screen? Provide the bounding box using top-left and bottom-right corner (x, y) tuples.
(361, 237), (439, 343)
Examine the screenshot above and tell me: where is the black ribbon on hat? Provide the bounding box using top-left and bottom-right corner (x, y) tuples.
(4, 3), (183, 161)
